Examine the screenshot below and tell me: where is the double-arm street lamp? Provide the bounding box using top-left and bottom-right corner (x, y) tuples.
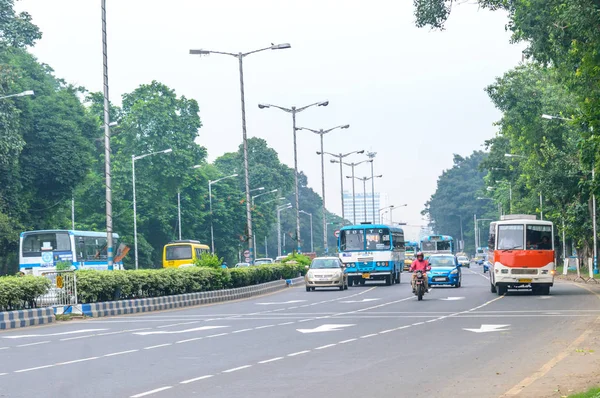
(346, 175), (383, 222)
(297, 125), (350, 253)
(331, 159), (372, 224)
(209, 174), (239, 254)
(259, 101), (329, 252)
(190, 42), (291, 264)
(321, 150), (364, 225)
(132, 148), (173, 269)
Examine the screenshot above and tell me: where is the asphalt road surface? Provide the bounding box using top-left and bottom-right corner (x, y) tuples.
(1, 264), (598, 398)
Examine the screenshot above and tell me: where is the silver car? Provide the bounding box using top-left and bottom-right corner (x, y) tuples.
(305, 257), (348, 291)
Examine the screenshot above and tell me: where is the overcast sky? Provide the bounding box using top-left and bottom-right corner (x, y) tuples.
(16, 0), (524, 240)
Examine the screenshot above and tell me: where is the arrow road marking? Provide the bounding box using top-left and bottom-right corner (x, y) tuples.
(463, 324), (510, 333)
(340, 298), (380, 303)
(134, 326), (228, 336)
(297, 324), (355, 334)
(256, 300), (306, 305)
(2, 329), (108, 339)
(439, 297), (465, 301)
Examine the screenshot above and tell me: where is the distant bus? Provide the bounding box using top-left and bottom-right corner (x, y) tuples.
(488, 215), (555, 295)
(404, 241), (420, 271)
(420, 235), (454, 257)
(162, 240), (210, 268)
(474, 247), (488, 264)
(19, 230), (125, 275)
(338, 224), (405, 286)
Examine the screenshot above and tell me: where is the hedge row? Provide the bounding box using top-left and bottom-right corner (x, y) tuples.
(76, 263), (306, 304)
(0, 275), (51, 311)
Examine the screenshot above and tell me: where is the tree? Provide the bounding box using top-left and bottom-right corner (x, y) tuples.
(0, 0), (41, 49)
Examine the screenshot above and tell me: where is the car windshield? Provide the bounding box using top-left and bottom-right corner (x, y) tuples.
(254, 259), (271, 265)
(429, 256), (455, 267)
(458, 256), (468, 261)
(311, 259), (340, 269)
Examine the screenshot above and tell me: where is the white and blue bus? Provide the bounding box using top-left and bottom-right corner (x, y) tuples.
(19, 230), (125, 275)
(338, 224), (405, 286)
(420, 234), (455, 258)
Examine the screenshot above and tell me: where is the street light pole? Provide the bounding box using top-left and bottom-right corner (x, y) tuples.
(0, 90), (34, 100)
(300, 210), (313, 253)
(132, 148), (173, 270)
(277, 203), (292, 257)
(367, 152), (377, 222)
(177, 190), (182, 240)
(259, 101), (329, 253)
(297, 125), (349, 254)
(389, 204), (407, 224)
(347, 175), (383, 223)
(322, 150), (365, 224)
(208, 173), (239, 254)
(190, 43), (291, 265)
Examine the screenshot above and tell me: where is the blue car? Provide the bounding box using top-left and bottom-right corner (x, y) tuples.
(427, 254), (462, 288)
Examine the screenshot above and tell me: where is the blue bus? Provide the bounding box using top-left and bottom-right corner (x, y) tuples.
(420, 234), (454, 258)
(338, 224), (405, 286)
(19, 230), (126, 275)
(403, 241), (420, 271)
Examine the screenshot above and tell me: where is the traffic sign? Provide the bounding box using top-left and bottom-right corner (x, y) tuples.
(56, 275), (64, 288)
(334, 230), (340, 238)
(243, 250), (250, 257)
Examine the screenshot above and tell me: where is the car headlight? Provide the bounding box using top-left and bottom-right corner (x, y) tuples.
(333, 271), (342, 278)
(307, 271), (314, 278)
(450, 269), (458, 275)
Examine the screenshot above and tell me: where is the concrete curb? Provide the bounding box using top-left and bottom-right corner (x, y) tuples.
(0, 308), (54, 330)
(57, 276), (305, 318)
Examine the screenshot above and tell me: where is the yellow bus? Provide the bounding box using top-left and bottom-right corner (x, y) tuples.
(162, 240), (210, 268)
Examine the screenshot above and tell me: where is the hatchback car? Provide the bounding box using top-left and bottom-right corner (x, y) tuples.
(427, 254), (462, 288)
(457, 255), (470, 268)
(305, 257), (348, 291)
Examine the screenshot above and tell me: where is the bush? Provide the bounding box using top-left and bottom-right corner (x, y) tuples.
(0, 275), (51, 311)
(75, 263), (307, 304)
(281, 253), (312, 266)
(193, 252), (223, 269)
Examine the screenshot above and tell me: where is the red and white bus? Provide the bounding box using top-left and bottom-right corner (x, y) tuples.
(488, 215), (556, 295)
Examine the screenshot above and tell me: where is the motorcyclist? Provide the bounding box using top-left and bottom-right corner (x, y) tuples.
(410, 251), (431, 293)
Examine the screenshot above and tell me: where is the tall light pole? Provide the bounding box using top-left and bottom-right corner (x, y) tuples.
(379, 205), (394, 224)
(331, 159), (372, 224)
(0, 90), (34, 100)
(366, 152), (377, 222)
(321, 150), (365, 224)
(389, 204), (407, 224)
(299, 210), (313, 253)
(190, 43), (291, 265)
(251, 188), (276, 206)
(347, 175), (382, 222)
(100, 0), (115, 270)
(277, 203), (292, 257)
(209, 173), (239, 254)
(297, 125), (349, 253)
(259, 101), (329, 253)
(132, 148), (173, 270)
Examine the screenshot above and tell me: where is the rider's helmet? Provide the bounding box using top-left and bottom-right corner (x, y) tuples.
(416, 251), (424, 259)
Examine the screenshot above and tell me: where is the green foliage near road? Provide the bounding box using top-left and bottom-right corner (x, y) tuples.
(568, 387), (600, 398)
(0, 275), (50, 311)
(193, 253), (223, 269)
(75, 264), (306, 304)
(281, 253), (312, 266)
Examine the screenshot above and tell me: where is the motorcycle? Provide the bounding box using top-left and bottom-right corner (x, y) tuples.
(414, 270), (426, 301)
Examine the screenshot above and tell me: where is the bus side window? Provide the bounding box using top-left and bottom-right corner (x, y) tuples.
(195, 248), (203, 259)
(488, 223), (496, 251)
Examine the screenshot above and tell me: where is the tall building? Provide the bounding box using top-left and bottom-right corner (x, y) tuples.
(343, 190), (383, 224)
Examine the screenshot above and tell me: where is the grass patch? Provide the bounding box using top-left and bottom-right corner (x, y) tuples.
(55, 314), (86, 321)
(568, 387), (600, 398)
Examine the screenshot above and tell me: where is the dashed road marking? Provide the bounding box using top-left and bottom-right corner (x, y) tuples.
(16, 341), (50, 348)
(180, 375), (213, 384)
(144, 344), (171, 350)
(339, 338), (357, 344)
(222, 365), (252, 373)
(315, 344), (337, 350)
(104, 349), (138, 357)
(258, 357), (284, 364)
(130, 386), (172, 397)
(287, 350), (310, 357)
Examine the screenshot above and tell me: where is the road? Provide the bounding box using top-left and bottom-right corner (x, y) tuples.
(1, 264), (599, 398)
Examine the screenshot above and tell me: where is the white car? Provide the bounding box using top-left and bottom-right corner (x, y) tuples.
(457, 255), (470, 268)
(235, 262), (251, 268)
(305, 257), (348, 291)
(254, 258), (274, 265)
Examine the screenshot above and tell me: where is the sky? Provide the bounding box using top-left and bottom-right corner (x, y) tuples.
(16, 0), (524, 241)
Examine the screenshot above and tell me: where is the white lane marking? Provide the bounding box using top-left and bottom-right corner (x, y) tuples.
(175, 337), (203, 344)
(463, 324), (511, 333)
(2, 329), (108, 339)
(278, 322), (294, 326)
(222, 365), (252, 373)
(288, 350), (310, 357)
(96, 331), (123, 336)
(258, 357), (284, 364)
(57, 357), (99, 366)
(0, 373), (7, 376)
(157, 321), (200, 329)
(104, 349), (138, 357)
(339, 338), (357, 344)
(412, 322), (424, 326)
(15, 364), (55, 373)
(124, 328), (152, 333)
(16, 341), (50, 347)
(60, 335), (95, 341)
(271, 308), (285, 312)
(232, 328), (252, 334)
(315, 344), (337, 350)
(297, 324), (355, 334)
(379, 329), (394, 334)
(144, 344), (172, 350)
(134, 326), (228, 336)
(180, 375), (213, 384)
(206, 333), (228, 338)
(130, 386), (172, 397)
(0, 347), (8, 350)
(255, 325), (274, 330)
(340, 298), (380, 303)
(360, 334), (377, 339)
(439, 297), (465, 301)
(256, 300), (306, 305)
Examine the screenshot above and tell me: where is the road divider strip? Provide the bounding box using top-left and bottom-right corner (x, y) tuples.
(0, 308), (54, 330)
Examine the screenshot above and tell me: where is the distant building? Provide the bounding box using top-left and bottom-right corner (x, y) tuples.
(343, 190), (383, 224)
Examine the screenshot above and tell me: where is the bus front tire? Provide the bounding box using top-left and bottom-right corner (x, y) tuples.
(490, 282), (497, 293)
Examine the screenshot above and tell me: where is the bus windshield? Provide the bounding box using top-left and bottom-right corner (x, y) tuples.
(22, 232), (71, 257)
(340, 229), (365, 251)
(166, 245), (193, 260)
(497, 225), (524, 250)
(366, 228), (390, 250)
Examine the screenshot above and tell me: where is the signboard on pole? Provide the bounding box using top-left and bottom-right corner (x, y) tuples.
(334, 230), (340, 238)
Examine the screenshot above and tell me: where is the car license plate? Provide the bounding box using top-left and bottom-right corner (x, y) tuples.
(518, 278), (532, 283)
(362, 273), (370, 279)
(434, 277), (445, 282)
